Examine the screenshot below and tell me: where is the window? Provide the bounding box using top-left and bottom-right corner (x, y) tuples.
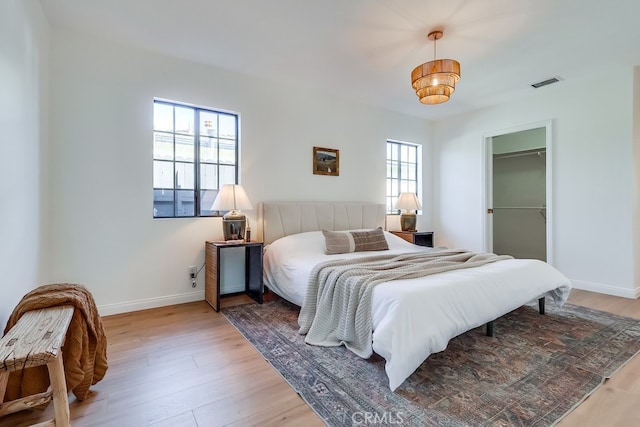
(386, 140), (420, 214)
(153, 99), (239, 218)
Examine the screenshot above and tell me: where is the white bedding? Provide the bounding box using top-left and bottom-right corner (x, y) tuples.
(263, 230), (572, 390)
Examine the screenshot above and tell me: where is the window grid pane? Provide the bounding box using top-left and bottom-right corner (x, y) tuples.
(153, 160), (174, 189)
(153, 189), (174, 217)
(153, 103), (174, 132)
(153, 100), (239, 218)
(153, 132), (174, 160)
(175, 106), (195, 136)
(200, 112), (218, 137)
(176, 190), (195, 217)
(199, 137), (218, 163)
(200, 163), (218, 190)
(175, 134), (195, 162)
(175, 162), (195, 189)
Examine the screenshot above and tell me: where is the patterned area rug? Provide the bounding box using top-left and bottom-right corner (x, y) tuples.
(223, 299), (640, 426)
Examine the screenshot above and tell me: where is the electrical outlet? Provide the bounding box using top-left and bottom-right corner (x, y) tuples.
(188, 266), (197, 278)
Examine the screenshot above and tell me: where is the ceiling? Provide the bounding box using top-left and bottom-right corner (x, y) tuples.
(40, 0), (640, 120)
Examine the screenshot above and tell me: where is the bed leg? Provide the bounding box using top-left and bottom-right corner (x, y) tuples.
(486, 321), (494, 337)
(538, 297), (545, 315)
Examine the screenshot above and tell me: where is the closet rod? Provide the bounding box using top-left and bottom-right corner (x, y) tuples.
(493, 149), (545, 159)
(493, 206), (546, 210)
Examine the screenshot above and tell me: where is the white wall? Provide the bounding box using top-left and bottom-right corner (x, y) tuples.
(0, 0), (50, 327)
(13, 7), (634, 318)
(634, 67), (640, 294)
(434, 68), (637, 297)
(48, 28), (432, 315)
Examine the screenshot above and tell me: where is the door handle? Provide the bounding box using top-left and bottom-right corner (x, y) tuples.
(487, 208), (494, 214)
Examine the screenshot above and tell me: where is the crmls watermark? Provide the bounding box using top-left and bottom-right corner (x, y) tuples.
(351, 411), (405, 425)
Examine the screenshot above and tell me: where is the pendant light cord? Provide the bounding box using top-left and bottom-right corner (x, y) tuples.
(433, 36), (437, 60)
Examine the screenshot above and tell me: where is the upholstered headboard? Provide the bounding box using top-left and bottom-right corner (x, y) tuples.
(257, 202), (387, 244)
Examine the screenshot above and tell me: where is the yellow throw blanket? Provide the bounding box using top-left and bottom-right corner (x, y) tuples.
(3, 283), (108, 402)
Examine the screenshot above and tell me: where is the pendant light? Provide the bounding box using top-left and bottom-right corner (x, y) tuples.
(411, 30), (461, 105)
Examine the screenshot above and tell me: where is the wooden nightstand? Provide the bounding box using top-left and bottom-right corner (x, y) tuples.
(205, 241), (264, 312)
(390, 231), (434, 248)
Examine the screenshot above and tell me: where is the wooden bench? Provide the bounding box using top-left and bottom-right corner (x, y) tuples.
(0, 305), (74, 427)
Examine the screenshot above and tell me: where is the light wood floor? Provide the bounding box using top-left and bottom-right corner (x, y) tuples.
(2, 289), (640, 426)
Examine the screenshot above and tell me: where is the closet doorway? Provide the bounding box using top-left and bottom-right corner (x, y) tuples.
(484, 122), (552, 263)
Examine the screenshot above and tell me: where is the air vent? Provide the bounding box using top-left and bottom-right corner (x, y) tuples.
(531, 77), (562, 89)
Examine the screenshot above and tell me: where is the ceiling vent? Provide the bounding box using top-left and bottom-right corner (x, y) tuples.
(531, 77), (562, 89)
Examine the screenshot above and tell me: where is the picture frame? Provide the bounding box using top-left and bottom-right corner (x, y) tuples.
(313, 146), (339, 176)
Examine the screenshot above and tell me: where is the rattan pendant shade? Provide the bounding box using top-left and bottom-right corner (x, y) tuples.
(411, 31), (461, 105)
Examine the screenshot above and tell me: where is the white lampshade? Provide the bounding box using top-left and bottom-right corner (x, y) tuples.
(394, 192), (422, 212)
(211, 184), (253, 212)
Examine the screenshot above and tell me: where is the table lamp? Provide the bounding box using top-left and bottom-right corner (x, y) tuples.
(394, 192), (422, 231)
(211, 184), (252, 241)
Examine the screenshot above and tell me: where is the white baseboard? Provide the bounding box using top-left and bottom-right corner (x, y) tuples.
(571, 280), (640, 299)
(97, 290), (206, 316)
(96, 280), (638, 317)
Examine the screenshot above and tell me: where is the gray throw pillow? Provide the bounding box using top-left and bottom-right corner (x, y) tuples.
(322, 227), (389, 255)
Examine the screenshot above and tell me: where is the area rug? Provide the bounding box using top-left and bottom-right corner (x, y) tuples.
(223, 299), (640, 426)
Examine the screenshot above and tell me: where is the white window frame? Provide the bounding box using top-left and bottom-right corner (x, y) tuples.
(386, 140), (421, 214)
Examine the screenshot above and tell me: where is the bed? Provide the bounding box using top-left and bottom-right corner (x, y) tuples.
(258, 202), (572, 391)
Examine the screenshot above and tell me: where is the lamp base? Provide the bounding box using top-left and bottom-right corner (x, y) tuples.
(400, 212), (417, 232)
(222, 210), (247, 241)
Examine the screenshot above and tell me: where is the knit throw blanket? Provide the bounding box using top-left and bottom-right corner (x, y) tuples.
(298, 250), (512, 358)
(3, 283), (108, 402)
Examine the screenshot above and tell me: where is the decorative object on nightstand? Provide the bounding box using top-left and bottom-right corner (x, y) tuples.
(211, 184), (252, 241)
(390, 230), (434, 248)
(205, 241), (264, 312)
(395, 192), (422, 231)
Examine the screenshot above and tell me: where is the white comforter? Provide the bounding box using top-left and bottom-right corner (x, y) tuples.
(263, 231), (572, 390)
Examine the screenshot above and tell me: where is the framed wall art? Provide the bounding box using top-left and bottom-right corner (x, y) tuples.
(313, 146), (339, 176)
